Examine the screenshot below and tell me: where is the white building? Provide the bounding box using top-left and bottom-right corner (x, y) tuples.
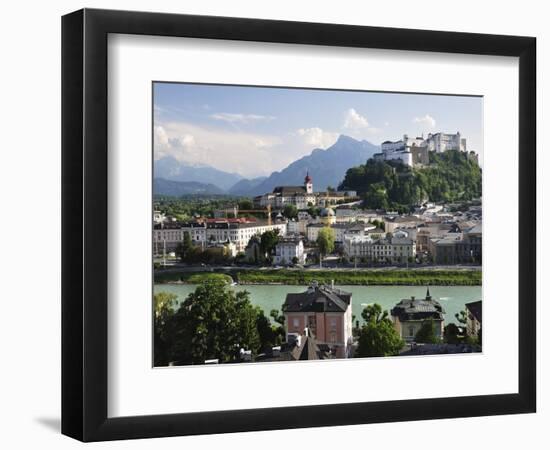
(344, 235), (416, 263)
(307, 222), (377, 243)
(424, 132), (466, 153)
(384, 149), (413, 166)
(273, 237), (307, 265)
(254, 173), (357, 210)
(376, 132), (468, 167)
(287, 218), (309, 235)
(153, 219), (287, 255)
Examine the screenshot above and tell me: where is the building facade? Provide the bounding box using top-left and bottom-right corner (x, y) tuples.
(390, 288), (445, 342)
(465, 300), (482, 338)
(282, 282), (354, 358)
(153, 218), (287, 255)
(254, 173), (357, 210)
(273, 237), (307, 265)
(344, 235), (416, 263)
(374, 132), (470, 167)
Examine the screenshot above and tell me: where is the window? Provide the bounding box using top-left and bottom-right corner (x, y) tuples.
(409, 326), (415, 337)
(292, 318), (300, 328)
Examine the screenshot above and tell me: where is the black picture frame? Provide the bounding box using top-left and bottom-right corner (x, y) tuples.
(62, 8), (536, 442)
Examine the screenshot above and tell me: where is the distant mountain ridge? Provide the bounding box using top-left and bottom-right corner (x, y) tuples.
(154, 156), (243, 191)
(153, 135), (379, 196)
(153, 178), (225, 196)
(231, 135), (379, 196)
(228, 176), (268, 195)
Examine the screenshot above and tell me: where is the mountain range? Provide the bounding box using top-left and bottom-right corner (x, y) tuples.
(154, 156), (243, 191)
(153, 178), (225, 196)
(153, 135), (379, 197)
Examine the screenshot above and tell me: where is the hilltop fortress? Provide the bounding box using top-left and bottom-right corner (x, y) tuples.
(374, 131), (478, 167)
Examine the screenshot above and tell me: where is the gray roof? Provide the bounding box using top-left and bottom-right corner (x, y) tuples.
(283, 284), (351, 313)
(391, 290), (445, 321)
(366, 227), (385, 234)
(255, 336), (333, 362)
(273, 186), (307, 195)
(391, 216), (423, 223)
(465, 300), (482, 322)
(391, 237), (414, 245)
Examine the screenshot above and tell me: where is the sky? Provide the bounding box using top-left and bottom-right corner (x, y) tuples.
(154, 82), (483, 178)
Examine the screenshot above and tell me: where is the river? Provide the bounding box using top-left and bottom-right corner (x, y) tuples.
(153, 284), (481, 325)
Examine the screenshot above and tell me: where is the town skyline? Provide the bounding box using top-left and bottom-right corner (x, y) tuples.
(154, 82), (484, 178)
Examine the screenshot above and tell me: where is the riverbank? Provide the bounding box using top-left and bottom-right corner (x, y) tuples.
(154, 268), (481, 286)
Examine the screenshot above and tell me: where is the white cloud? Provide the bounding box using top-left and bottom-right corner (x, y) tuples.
(154, 121), (345, 178)
(296, 127), (339, 149)
(413, 114), (436, 128)
(343, 108), (370, 129)
(154, 121), (288, 177)
(209, 112), (276, 124)
(340, 108), (382, 140)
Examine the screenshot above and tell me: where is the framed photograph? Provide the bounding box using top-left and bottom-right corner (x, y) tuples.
(62, 8), (536, 442)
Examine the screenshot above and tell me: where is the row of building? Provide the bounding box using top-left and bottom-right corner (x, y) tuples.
(373, 131), (479, 167)
(154, 167), (482, 265)
(153, 217), (287, 255)
(279, 282), (482, 360)
(154, 207), (481, 266)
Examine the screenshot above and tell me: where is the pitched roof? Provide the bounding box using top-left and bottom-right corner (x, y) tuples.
(273, 186), (307, 195)
(283, 284), (351, 313)
(465, 300), (482, 322)
(391, 292), (445, 322)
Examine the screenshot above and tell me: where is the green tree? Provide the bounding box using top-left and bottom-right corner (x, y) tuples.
(283, 204), (298, 219)
(307, 205), (321, 218)
(153, 292), (178, 366)
(260, 229), (280, 259)
(415, 319), (440, 344)
(238, 199), (254, 211)
(339, 151), (482, 210)
(455, 309), (468, 325)
(364, 183), (389, 210)
(316, 227), (336, 267)
(256, 308), (285, 351)
(443, 322), (462, 344)
(169, 280), (260, 364)
(270, 309), (285, 326)
(175, 231), (194, 262)
(355, 304), (404, 357)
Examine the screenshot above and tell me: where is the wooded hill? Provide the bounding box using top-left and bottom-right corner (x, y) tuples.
(339, 150), (482, 212)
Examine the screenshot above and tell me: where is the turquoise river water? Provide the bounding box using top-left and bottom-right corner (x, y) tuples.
(154, 284), (482, 325)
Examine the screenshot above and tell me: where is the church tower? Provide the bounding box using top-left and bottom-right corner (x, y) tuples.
(304, 171), (313, 194)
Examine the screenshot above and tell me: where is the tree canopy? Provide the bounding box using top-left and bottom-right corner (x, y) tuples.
(316, 227), (336, 256)
(153, 292), (178, 366)
(260, 229), (280, 258)
(153, 282), (285, 366)
(355, 304), (404, 357)
(415, 319), (440, 344)
(167, 280), (260, 364)
(283, 204), (298, 219)
(339, 150), (482, 212)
